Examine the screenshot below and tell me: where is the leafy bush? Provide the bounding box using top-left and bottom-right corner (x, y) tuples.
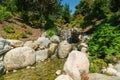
(6, 33), (22, 39)
(20, 33), (27, 38)
(90, 58), (107, 73)
(25, 30), (33, 35)
(0, 6), (12, 22)
(21, 23), (27, 28)
(4, 25), (15, 33)
(47, 30), (55, 37)
(88, 23), (120, 64)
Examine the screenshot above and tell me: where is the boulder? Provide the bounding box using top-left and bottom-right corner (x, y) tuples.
(55, 75), (73, 80)
(4, 47), (35, 71)
(24, 41), (39, 50)
(89, 73), (120, 80)
(60, 30), (71, 40)
(0, 55), (3, 61)
(7, 39), (24, 47)
(0, 38), (11, 55)
(48, 43), (58, 57)
(77, 43), (88, 52)
(101, 68), (117, 76)
(36, 37), (51, 49)
(50, 35), (60, 43)
(0, 61), (5, 76)
(115, 62), (120, 72)
(58, 41), (72, 58)
(63, 51), (89, 80)
(35, 49), (48, 62)
(81, 47), (87, 53)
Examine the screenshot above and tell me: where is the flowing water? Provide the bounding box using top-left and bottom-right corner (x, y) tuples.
(0, 58), (66, 80)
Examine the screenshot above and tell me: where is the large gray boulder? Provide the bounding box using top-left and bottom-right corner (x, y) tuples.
(35, 49), (48, 62)
(89, 73), (120, 80)
(63, 51), (89, 80)
(58, 41), (72, 58)
(4, 47), (35, 71)
(0, 61), (5, 76)
(0, 38), (11, 55)
(36, 37), (51, 49)
(6, 39), (24, 47)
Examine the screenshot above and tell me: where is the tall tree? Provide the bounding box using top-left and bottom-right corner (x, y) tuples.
(74, 0), (91, 16)
(62, 4), (71, 23)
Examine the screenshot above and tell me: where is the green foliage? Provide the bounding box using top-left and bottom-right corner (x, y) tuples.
(21, 23), (27, 28)
(109, 0), (120, 12)
(0, 6), (12, 22)
(90, 58), (107, 73)
(20, 33), (27, 38)
(74, 0), (91, 16)
(70, 14), (84, 28)
(4, 25), (15, 33)
(3, 0), (17, 13)
(25, 30), (33, 35)
(62, 4), (71, 23)
(88, 23), (120, 63)
(47, 30), (55, 37)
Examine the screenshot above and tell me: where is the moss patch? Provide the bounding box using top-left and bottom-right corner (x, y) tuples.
(1, 58), (66, 80)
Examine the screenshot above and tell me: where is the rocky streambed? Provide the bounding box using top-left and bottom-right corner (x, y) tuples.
(0, 58), (66, 80)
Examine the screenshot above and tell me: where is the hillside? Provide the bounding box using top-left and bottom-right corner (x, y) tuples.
(0, 17), (43, 41)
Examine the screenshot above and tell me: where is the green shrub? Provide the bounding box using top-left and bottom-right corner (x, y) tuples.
(6, 33), (22, 39)
(88, 23), (120, 64)
(0, 6), (12, 22)
(90, 58), (107, 73)
(4, 25), (15, 33)
(25, 30), (33, 35)
(20, 33), (27, 38)
(21, 23), (27, 28)
(47, 30), (55, 37)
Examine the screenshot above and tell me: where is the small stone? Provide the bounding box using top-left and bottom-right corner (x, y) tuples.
(26, 66), (31, 69)
(13, 70), (17, 73)
(56, 70), (61, 75)
(6, 71), (9, 73)
(31, 67), (35, 69)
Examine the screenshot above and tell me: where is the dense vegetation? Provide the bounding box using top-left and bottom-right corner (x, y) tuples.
(0, 0), (120, 73)
(73, 0), (120, 72)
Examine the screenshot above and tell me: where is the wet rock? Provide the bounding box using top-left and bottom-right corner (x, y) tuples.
(0, 37), (12, 56)
(7, 39), (24, 47)
(63, 50), (89, 80)
(4, 47), (35, 71)
(0, 61), (5, 76)
(35, 49), (48, 62)
(55, 75), (73, 80)
(58, 41), (72, 58)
